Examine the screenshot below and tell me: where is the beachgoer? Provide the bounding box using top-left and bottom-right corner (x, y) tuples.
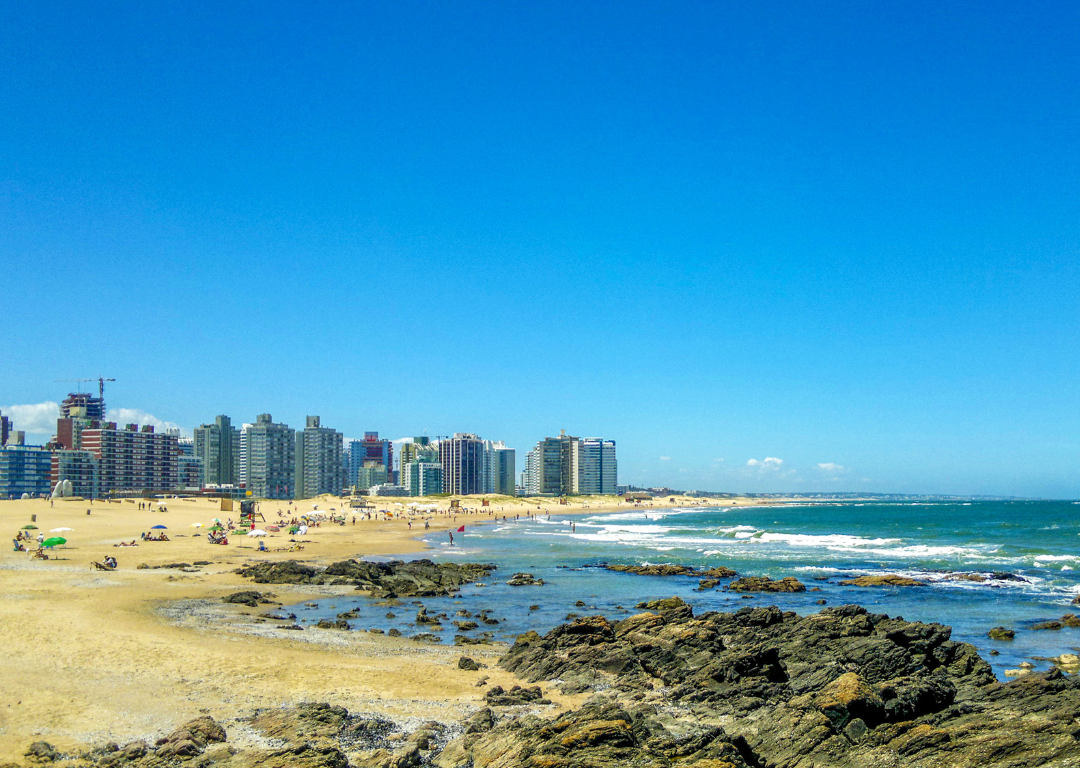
(448, 531), (454, 546)
(37, 532), (44, 545)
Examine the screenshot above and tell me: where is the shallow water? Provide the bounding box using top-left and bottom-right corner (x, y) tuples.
(293, 500), (1080, 679)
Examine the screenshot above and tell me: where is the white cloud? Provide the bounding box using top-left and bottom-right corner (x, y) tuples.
(745, 456), (796, 479)
(107, 408), (185, 435)
(746, 457), (784, 470)
(713, 458), (725, 463)
(0, 402), (60, 434)
(659, 456), (672, 461)
(816, 463), (848, 473)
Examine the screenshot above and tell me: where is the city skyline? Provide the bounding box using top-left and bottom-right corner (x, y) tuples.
(3, 2), (1078, 497)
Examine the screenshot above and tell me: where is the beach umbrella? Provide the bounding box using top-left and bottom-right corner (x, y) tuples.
(42, 537), (66, 548)
(208, 525), (223, 531)
(151, 525), (167, 530)
(287, 525), (299, 533)
(189, 523), (203, 528)
(247, 529), (268, 537)
(51, 527), (74, 532)
(267, 525), (280, 532)
(21, 524), (38, 530)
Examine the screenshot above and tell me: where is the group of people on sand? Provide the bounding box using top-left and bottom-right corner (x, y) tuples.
(12, 530), (42, 551)
(141, 531), (169, 542)
(207, 531), (228, 545)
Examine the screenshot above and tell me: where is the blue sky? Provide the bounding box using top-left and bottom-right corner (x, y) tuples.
(2, 1), (1078, 496)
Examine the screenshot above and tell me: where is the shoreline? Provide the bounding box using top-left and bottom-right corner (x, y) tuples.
(0, 492), (739, 756)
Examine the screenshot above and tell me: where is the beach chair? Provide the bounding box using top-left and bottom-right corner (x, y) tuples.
(91, 561), (115, 571)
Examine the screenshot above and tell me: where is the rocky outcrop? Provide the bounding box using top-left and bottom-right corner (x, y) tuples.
(448, 601), (1080, 767)
(507, 572), (544, 586)
(435, 700), (752, 768)
(236, 558), (495, 597)
(727, 575), (806, 592)
(605, 563), (737, 578)
(988, 627), (1015, 640)
(222, 590), (278, 607)
(839, 574), (927, 587)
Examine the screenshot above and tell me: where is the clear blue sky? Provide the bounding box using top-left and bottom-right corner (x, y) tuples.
(2, 1), (1078, 496)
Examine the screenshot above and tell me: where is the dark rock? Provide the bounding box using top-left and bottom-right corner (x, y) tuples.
(483, 604), (1080, 768)
(605, 563), (736, 578)
(316, 619), (350, 630)
(697, 578), (721, 590)
(484, 684), (550, 706)
(839, 574), (927, 587)
(387, 628), (402, 637)
(1033, 621), (1063, 630)
(529, 605), (540, 611)
(507, 572), (544, 586)
(442, 700), (751, 767)
(223, 590), (273, 607)
(24, 741), (60, 762)
(728, 575), (807, 592)
(1061, 613), (1080, 628)
(988, 627), (1015, 640)
(236, 558), (495, 597)
(454, 620), (479, 631)
(458, 656), (482, 671)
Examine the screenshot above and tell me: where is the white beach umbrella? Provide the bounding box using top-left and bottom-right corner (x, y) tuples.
(51, 527), (74, 532)
(247, 529), (268, 537)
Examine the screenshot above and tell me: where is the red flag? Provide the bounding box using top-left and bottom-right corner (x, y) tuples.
(457, 525), (465, 533)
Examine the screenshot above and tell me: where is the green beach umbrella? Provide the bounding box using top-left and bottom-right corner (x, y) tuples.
(288, 525), (299, 533)
(42, 537), (66, 548)
(21, 524), (38, 530)
(208, 525), (223, 531)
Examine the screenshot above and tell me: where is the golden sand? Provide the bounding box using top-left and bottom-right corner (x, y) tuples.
(0, 492), (756, 755)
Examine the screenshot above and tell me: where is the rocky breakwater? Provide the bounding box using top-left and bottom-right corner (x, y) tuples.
(433, 598), (1080, 767)
(235, 558), (495, 597)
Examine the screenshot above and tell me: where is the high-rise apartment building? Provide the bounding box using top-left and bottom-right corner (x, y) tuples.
(525, 431), (616, 496)
(402, 459), (443, 496)
(0, 410), (10, 446)
(193, 415), (240, 487)
(578, 438), (617, 494)
(174, 437), (203, 490)
(481, 440), (516, 496)
(245, 414), (295, 499)
(347, 432), (394, 486)
(50, 449), (100, 498)
(354, 462), (388, 491)
(60, 392), (106, 421)
(238, 423), (252, 485)
(439, 433), (484, 495)
(79, 423), (178, 494)
(295, 416), (345, 498)
(0, 444), (53, 499)
(399, 436), (437, 471)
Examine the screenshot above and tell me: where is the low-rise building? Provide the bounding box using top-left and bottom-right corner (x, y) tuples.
(368, 484), (409, 497)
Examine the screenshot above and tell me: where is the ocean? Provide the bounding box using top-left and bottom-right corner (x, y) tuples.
(296, 500), (1080, 679)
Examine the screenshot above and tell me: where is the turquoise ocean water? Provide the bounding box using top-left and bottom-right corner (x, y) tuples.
(296, 500), (1080, 679)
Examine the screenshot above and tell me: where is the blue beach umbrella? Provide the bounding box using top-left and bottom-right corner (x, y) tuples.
(150, 525), (168, 530)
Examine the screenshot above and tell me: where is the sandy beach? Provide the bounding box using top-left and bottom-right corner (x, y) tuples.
(0, 492), (758, 757)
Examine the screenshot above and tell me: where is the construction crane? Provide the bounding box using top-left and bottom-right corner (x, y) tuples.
(55, 377), (115, 399)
